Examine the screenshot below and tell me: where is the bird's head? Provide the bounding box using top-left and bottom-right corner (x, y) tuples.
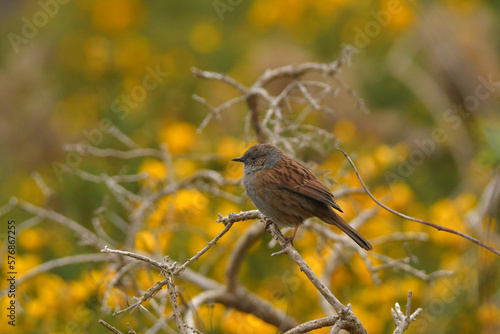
(231, 144), (283, 172)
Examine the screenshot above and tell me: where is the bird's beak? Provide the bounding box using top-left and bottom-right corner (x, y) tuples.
(231, 157), (244, 163)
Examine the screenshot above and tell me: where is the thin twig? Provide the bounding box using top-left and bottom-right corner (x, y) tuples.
(369, 252), (454, 281)
(108, 125), (142, 149)
(31, 171), (54, 198)
(284, 315), (339, 334)
(392, 290), (422, 334)
(0, 253), (111, 297)
(174, 221), (235, 276)
(337, 148), (500, 256)
(64, 144), (163, 159)
(101, 246), (166, 269)
(99, 319), (124, 334)
(191, 68), (248, 94)
(165, 273), (187, 334)
(11, 197), (104, 247)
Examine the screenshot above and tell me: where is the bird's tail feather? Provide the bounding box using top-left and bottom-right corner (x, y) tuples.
(324, 211), (373, 251)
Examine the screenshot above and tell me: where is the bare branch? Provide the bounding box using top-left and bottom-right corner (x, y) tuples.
(369, 232), (429, 246)
(165, 273), (187, 334)
(254, 46), (353, 87)
(191, 67), (248, 94)
(284, 315), (339, 334)
(226, 221), (265, 291)
(337, 148), (500, 256)
(101, 261), (137, 312)
(369, 253), (454, 281)
(0, 253), (111, 297)
(184, 287), (298, 333)
(31, 171), (54, 198)
(12, 197), (105, 248)
(466, 167), (500, 244)
(175, 220), (235, 276)
(64, 144), (163, 159)
(392, 291), (422, 334)
(99, 319), (124, 334)
(127, 323), (137, 334)
(108, 125), (141, 149)
(101, 246), (167, 272)
(183, 324), (204, 334)
(194, 94), (247, 133)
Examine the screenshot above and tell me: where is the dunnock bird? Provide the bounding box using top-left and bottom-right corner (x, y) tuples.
(232, 144), (372, 251)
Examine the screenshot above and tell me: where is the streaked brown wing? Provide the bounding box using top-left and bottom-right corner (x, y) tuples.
(271, 157), (343, 212)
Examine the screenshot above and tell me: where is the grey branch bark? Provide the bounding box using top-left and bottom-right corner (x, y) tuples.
(392, 290), (423, 334)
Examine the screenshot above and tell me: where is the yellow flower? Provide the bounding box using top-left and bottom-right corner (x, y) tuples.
(160, 121), (197, 153)
(34, 275), (67, 310)
(84, 35), (110, 77)
(19, 228), (45, 251)
(217, 137), (243, 160)
(174, 159), (197, 179)
(358, 155), (377, 179)
(311, 0), (350, 16)
(389, 182), (413, 209)
(26, 298), (47, 319)
(189, 23), (221, 54)
(352, 306), (384, 334)
(174, 189), (208, 213)
(380, 0), (415, 31)
(135, 230), (157, 253)
(146, 196), (173, 228)
(222, 309), (277, 334)
(248, 1), (280, 28)
(478, 303), (500, 328)
(249, 0), (306, 28)
(374, 144), (395, 168)
(351, 254), (373, 285)
(91, 0), (142, 33)
(69, 280), (91, 304)
(334, 119), (356, 143)
(431, 199), (465, 232)
(302, 249), (325, 276)
(136, 266), (159, 288)
(454, 192), (476, 214)
(195, 303), (226, 330)
(225, 160), (244, 179)
(16, 254), (41, 277)
(114, 35), (151, 72)
(139, 158), (167, 188)
(17, 178), (43, 205)
(187, 234), (210, 256)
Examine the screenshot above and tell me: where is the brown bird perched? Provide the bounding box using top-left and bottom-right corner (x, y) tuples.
(232, 144), (372, 251)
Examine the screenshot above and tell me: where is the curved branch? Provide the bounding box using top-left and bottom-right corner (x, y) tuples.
(337, 148), (500, 256)
(226, 221), (265, 291)
(284, 316), (339, 334)
(184, 287), (299, 334)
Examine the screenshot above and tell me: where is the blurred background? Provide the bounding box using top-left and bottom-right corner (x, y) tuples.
(0, 0), (499, 333)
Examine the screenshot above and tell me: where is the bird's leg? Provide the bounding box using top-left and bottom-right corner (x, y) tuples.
(283, 222), (300, 247)
(263, 218), (273, 230)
